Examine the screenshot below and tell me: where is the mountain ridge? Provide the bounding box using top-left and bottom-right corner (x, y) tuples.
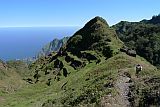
(37, 37), (69, 58)
(113, 15), (160, 67)
(63, 16), (123, 58)
(0, 16), (160, 107)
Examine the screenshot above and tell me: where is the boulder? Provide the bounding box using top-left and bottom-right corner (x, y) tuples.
(81, 52), (97, 62)
(54, 59), (64, 70)
(120, 46), (136, 57)
(46, 78), (51, 86)
(127, 49), (136, 57)
(65, 55), (72, 63)
(63, 68), (68, 77)
(70, 60), (83, 70)
(49, 54), (58, 62)
(59, 61), (64, 70)
(120, 47), (128, 52)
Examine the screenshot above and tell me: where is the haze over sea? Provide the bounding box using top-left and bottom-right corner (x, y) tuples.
(0, 27), (79, 61)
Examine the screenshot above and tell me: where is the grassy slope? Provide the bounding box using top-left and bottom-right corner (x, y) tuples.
(0, 61), (33, 105)
(1, 16), (159, 107)
(0, 53), (158, 107)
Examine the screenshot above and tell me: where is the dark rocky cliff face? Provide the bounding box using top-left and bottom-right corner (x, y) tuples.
(37, 37), (69, 57)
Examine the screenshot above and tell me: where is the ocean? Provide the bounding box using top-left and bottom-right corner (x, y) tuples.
(0, 27), (79, 61)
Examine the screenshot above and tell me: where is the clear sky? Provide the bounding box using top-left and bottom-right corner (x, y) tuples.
(0, 0), (160, 27)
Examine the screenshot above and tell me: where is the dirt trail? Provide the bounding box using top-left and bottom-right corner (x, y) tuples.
(100, 69), (134, 107)
(0, 96), (5, 103)
(115, 75), (132, 107)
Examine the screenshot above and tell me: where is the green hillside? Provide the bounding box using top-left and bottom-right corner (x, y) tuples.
(0, 60), (31, 98)
(0, 16), (160, 107)
(64, 16), (123, 57)
(113, 15), (160, 67)
(0, 53), (159, 107)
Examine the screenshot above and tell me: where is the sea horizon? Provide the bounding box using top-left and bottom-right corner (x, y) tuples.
(0, 26), (80, 61)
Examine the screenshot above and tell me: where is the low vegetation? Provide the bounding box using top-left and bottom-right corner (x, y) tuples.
(113, 14), (160, 67)
(0, 16), (160, 107)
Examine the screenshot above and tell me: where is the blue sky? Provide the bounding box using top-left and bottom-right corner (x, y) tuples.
(0, 0), (160, 27)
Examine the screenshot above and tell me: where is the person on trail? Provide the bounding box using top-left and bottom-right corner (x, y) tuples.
(136, 64), (142, 77)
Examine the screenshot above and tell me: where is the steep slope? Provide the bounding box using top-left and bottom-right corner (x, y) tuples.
(113, 15), (160, 67)
(0, 16), (160, 107)
(29, 16), (124, 85)
(63, 16), (123, 57)
(30, 16), (160, 107)
(0, 60), (30, 96)
(37, 37), (69, 58)
(1, 53), (159, 107)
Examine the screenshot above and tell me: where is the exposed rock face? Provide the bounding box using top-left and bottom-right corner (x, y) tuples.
(65, 55), (72, 63)
(81, 52), (97, 62)
(49, 54), (58, 63)
(37, 37), (69, 58)
(126, 49), (136, 57)
(54, 59), (64, 70)
(63, 68), (68, 77)
(70, 60), (83, 70)
(120, 47), (136, 57)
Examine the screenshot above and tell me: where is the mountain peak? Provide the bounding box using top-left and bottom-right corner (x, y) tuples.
(84, 16), (109, 30)
(141, 14), (160, 24)
(63, 16), (123, 57)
